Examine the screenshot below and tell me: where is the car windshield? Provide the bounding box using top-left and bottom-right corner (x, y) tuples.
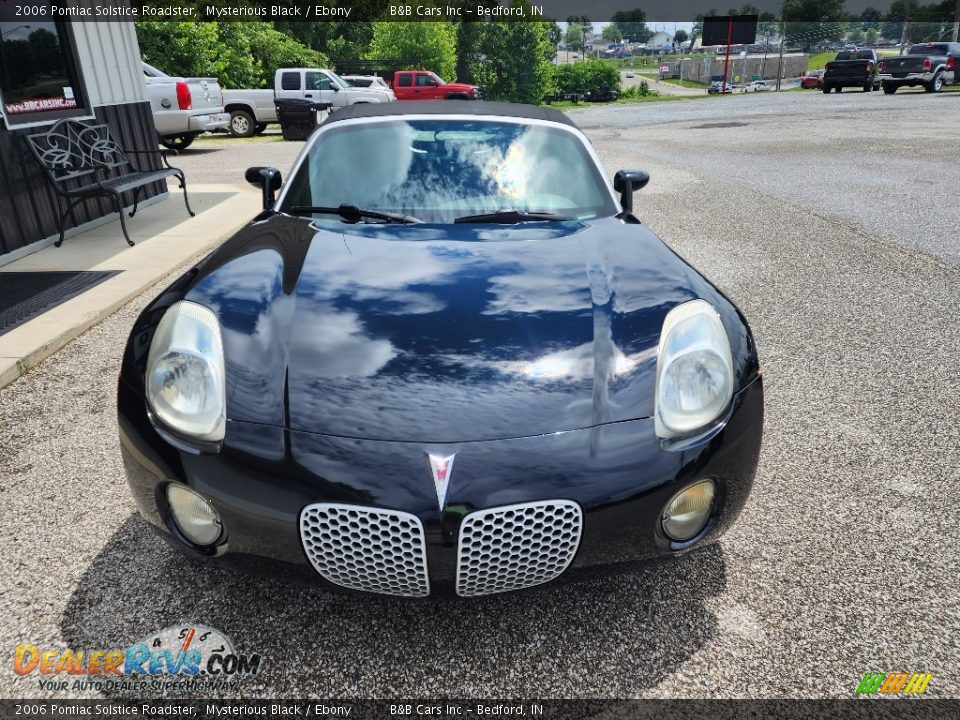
(279, 119), (618, 224)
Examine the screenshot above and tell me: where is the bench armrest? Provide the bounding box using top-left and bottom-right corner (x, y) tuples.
(122, 147), (178, 172)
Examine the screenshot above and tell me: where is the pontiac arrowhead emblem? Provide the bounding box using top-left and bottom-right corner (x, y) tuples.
(427, 453), (456, 510)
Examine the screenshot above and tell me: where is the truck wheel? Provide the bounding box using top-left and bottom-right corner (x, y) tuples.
(835, 86), (842, 93)
(882, 83), (897, 94)
(822, 85), (831, 94)
(254, 123), (268, 135)
(229, 110), (256, 138)
(925, 72), (943, 93)
(863, 83), (871, 92)
(159, 134), (196, 151)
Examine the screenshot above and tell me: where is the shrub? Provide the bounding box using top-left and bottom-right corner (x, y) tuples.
(553, 60), (619, 98)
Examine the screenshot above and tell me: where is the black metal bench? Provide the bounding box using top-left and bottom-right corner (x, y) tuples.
(25, 119), (194, 248)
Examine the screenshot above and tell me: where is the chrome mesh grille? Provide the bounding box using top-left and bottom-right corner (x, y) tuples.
(300, 503), (429, 597)
(456, 500), (583, 597)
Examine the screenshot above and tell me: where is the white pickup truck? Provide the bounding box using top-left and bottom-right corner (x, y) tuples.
(221, 68), (394, 137)
(143, 62), (229, 150)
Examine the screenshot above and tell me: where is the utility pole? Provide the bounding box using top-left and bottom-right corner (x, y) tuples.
(899, 2), (911, 55)
(761, 24), (771, 78)
(776, 21), (786, 90)
(722, 16), (734, 90)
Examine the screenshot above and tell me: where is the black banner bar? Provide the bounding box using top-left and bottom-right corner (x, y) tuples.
(0, 0), (935, 23)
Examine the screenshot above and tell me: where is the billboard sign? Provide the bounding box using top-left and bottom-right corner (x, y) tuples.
(702, 15), (759, 47)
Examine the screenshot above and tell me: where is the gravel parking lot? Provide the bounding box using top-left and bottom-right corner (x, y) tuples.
(2, 91), (958, 699)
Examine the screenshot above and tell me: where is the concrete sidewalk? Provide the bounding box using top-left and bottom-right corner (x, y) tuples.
(0, 183), (258, 389)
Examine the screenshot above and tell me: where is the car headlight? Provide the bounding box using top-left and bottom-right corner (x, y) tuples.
(655, 299), (734, 438)
(146, 301), (225, 442)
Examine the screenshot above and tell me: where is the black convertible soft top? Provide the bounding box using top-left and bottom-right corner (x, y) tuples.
(320, 100), (578, 129)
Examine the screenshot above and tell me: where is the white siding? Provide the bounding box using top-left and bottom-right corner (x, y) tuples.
(71, 14), (147, 108)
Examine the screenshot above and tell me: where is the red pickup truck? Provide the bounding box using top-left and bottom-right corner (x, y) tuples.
(390, 71), (481, 101)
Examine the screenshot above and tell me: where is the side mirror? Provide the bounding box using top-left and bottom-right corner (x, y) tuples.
(613, 169), (650, 213)
(427, 78), (439, 86)
(332, 85), (340, 92)
(245, 166), (282, 210)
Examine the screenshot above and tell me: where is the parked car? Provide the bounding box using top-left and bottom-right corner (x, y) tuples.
(708, 81), (734, 94)
(390, 70), (481, 100)
(222, 69), (394, 137)
(625, 71), (636, 78)
(801, 70), (825, 89)
(823, 49), (881, 93)
(341, 75), (395, 97)
(142, 62), (229, 150)
(748, 80), (772, 91)
(878, 42), (960, 93)
(118, 101), (763, 598)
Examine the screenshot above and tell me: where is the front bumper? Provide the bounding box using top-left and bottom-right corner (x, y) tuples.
(188, 111), (230, 133)
(119, 376), (763, 597)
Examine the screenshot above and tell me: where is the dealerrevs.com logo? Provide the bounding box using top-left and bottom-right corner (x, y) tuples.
(856, 672), (933, 696)
(14, 624), (262, 693)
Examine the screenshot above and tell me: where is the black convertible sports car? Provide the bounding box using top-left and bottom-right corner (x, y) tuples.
(119, 101), (763, 597)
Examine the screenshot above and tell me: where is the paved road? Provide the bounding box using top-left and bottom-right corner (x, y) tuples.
(2, 92), (958, 699)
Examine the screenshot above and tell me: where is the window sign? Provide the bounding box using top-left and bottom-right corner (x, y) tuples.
(0, 4), (88, 125)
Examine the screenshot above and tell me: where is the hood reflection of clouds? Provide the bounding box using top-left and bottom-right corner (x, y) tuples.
(289, 299), (397, 378)
(444, 342), (658, 382)
(197, 214), (696, 438)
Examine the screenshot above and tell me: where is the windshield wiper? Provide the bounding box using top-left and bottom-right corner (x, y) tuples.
(454, 209), (573, 224)
(287, 204), (421, 224)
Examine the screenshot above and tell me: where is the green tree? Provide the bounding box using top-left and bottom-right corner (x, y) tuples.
(547, 20), (563, 47)
(136, 22), (327, 89)
(848, 27), (865, 42)
(603, 24), (624, 42)
(865, 27), (880, 43)
(611, 8), (651, 42)
(674, 29), (690, 44)
(565, 24), (585, 51)
(239, 24), (328, 85)
(476, 9), (555, 103)
(455, 0), (498, 82)
(367, 21), (457, 80)
(566, 16), (595, 36)
(553, 59), (619, 97)
(136, 22), (225, 80)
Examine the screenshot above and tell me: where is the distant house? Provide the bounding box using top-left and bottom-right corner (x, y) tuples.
(585, 38), (610, 55)
(645, 32), (672, 50)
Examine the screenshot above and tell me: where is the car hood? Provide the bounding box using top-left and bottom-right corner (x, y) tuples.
(443, 82), (479, 91)
(187, 215), (752, 442)
(344, 87), (390, 101)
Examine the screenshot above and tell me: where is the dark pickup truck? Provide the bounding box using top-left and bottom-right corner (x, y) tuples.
(878, 42), (960, 93)
(823, 49), (881, 93)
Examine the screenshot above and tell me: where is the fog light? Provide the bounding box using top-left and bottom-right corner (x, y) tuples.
(662, 479), (715, 542)
(167, 485), (222, 546)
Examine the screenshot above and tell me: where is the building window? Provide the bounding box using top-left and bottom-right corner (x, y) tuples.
(0, 10), (88, 127)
